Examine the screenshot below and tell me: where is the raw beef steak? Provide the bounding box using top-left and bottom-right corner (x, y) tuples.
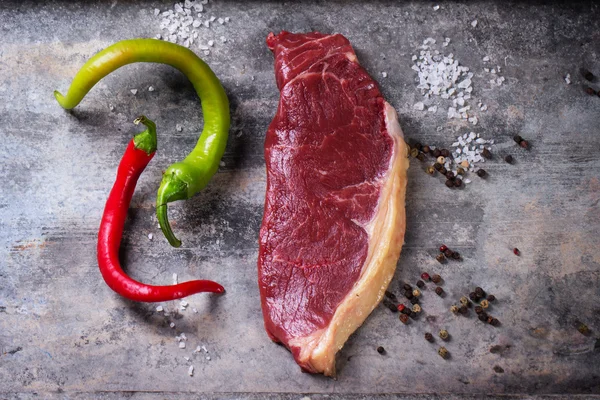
(258, 31), (408, 376)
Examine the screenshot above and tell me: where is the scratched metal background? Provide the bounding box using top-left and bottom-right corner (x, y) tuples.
(1, 1), (599, 399)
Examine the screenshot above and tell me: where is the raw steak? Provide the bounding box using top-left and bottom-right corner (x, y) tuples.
(258, 31), (408, 376)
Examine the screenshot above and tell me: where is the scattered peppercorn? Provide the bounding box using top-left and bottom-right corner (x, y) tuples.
(433, 162), (442, 171)
(504, 154), (513, 164)
(513, 248), (520, 256)
(469, 292), (479, 302)
(582, 69), (595, 82)
(412, 289), (421, 297)
(478, 313), (488, 322)
(435, 287), (444, 296)
(487, 316), (494, 324)
(416, 280), (425, 289)
(414, 142), (422, 151)
(412, 304), (422, 313)
(404, 290), (414, 300)
(480, 299), (490, 309)
(585, 87), (596, 95)
(422, 145), (431, 154)
(493, 365), (504, 373)
(445, 179), (454, 188)
(401, 307), (412, 315)
(425, 332), (434, 342)
(439, 245), (448, 252)
(385, 290), (397, 301)
(443, 249), (453, 258)
(403, 283), (412, 291)
(417, 153), (426, 162)
(451, 251), (460, 260)
(445, 171), (455, 180)
(460, 297), (470, 307)
(476, 169), (487, 178)
(431, 274), (442, 284)
(421, 272), (431, 281)
(439, 166), (448, 175)
(487, 294), (496, 302)
(457, 167), (465, 175)
(399, 313), (410, 324)
(513, 135), (523, 144)
(410, 148), (419, 158)
(438, 347), (449, 359)
(481, 148), (492, 159)
(433, 149), (441, 157)
(454, 178), (462, 188)
(383, 299), (398, 312)
(410, 311), (418, 319)
(475, 306), (483, 314)
(439, 329), (449, 340)
(426, 166), (435, 175)
(377, 346), (385, 354)
(410, 297), (420, 305)
(458, 305), (468, 314)
(450, 305), (459, 314)
(436, 253), (446, 263)
(577, 323), (590, 335)
(441, 149), (451, 158)
(475, 287), (485, 298)
(397, 304), (406, 313)
(437, 156), (446, 165)
(520, 140), (529, 149)
(490, 318), (500, 326)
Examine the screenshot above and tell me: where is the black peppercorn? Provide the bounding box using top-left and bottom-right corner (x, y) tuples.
(458, 305), (468, 314)
(433, 149), (441, 157)
(439, 166), (448, 175)
(433, 162), (442, 171)
(585, 87), (596, 95)
(417, 152), (426, 162)
(445, 179), (454, 188)
(454, 178), (462, 187)
(487, 316), (494, 324)
(446, 171), (455, 180)
(377, 346), (385, 354)
(487, 295), (496, 302)
(476, 169), (487, 178)
(410, 311), (418, 319)
(435, 286), (444, 296)
(482, 148), (492, 159)
(410, 297), (420, 305)
(414, 142), (422, 151)
(475, 306), (483, 314)
(441, 149), (450, 157)
(443, 249), (453, 258)
(399, 313), (410, 324)
(403, 283), (412, 291)
(581, 68), (595, 81)
(422, 145), (431, 154)
(425, 332), (434, 342)
(451, 251), (460, 260)
(577, 323), (590, 335)
(490, 318), (500, 326)
(404, 290), (414, 300)
(469, 292), (479, 302)
(431, 274), (442, 284)
(436, 253), (446, 263)
(401, 307), (412, 315)
(513, 135), (523, 144)
(385, 290), (397, 301)
(504, 154), (513, 164)
(416, 280), (425, 289)
(493, 365), (504, 373)
(475, 287), (485, 298)
(478, 313), (488, 322)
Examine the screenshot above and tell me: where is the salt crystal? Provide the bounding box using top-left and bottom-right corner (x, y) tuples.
(184, 356), (190, 361)
(174, 4), (184, 13)
(464, 94), (471, 100)
(154, 8), (161, 16)
(464, 178), (472, 184)
(491, 69), (496, 74)
(433, 5), (440, 10)
(483, 56), (490, 62)
(176, 124), (183, 132)
(156, 305), (163, 312)
(206, 356), (211, 360)
(220, 36), (227, 43)
(109, 104), (114, 111)
(457, 97), (465, 106)
(210, 15), (216, 21)
(170, 322), (176, 328)
(130, 89), (138, 95)
(195, 346), (202, 353)
(411, 55), (417, 61)
(201, 345), (208, 353)
(192, 308), (198, 313)
(413, 102), (425, 111)
(173, 273), (178, 284)
(471, 20), (478, 27)
(188, 365), (194, 376)
(194, 4), (203, 12)
(225, 17), (230, 22)
(452, 142), (460, 147)
(484, 68), (490, 72)
(179, 342), (186, 349)
(481, 104), (488, 111)
(218, 17), (224, 24)
(204, 20), (210, 27)
(208, 40), (214, 47)
(192, 20), (201, 27)
(381, 72), (388, 78)
(468, 116), (478, 125)
(457, 78), (471, 89)
(204, 50), (210, 55)
(427, 106), (437, 113)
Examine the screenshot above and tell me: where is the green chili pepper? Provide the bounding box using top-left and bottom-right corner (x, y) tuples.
(54, 39), (230, 247)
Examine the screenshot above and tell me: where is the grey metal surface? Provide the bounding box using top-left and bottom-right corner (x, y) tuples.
(1, 0), (599, 398)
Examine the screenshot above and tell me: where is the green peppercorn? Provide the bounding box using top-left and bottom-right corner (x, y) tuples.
(377, 346), (385, 354)
(450, 305), (459, 314)
(513, 135), (523, 144)
(412, 304), (422, 313)
(458, 305), (468, 314)
(487, 295), (496, 302)
(460, 297), (469, 307)
(454, 178), (462, 187)
(436, 253), (446, 263)
(435, 286), (444, 296)
(433, 162), (442, 171)
(399, 313), (410, 324)
(425, 332), (434, 342)
(422, 145), (431, 154)
(475, 306), (483, 314)
(457, 167), (465, 175)
(475, 287), (485, 298)
(403, 283), (412, 291)
(431, 274), (442, 284)
(433, 149), (441, 157)
(410, 148), (419, 158)
(438, 346), (449, 359)
(504, 155), (513, 164)
(426, 166), (436, 175)
(410, 297), (420, 305)
(482, 148), (492, 159)
(417, 152), (426, 162)
(577, 322), (590, 335)
(480, 299), (490, 309)
(416, 280), (425, 289)
(439, 329), (449, 340)
(445, 179), (454, 188)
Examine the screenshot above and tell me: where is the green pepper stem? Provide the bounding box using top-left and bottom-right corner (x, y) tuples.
(133, 116), (157, 155)
(156, 173), (189, 247)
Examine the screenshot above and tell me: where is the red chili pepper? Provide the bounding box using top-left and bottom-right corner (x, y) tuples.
(97, 116), (224, 302)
